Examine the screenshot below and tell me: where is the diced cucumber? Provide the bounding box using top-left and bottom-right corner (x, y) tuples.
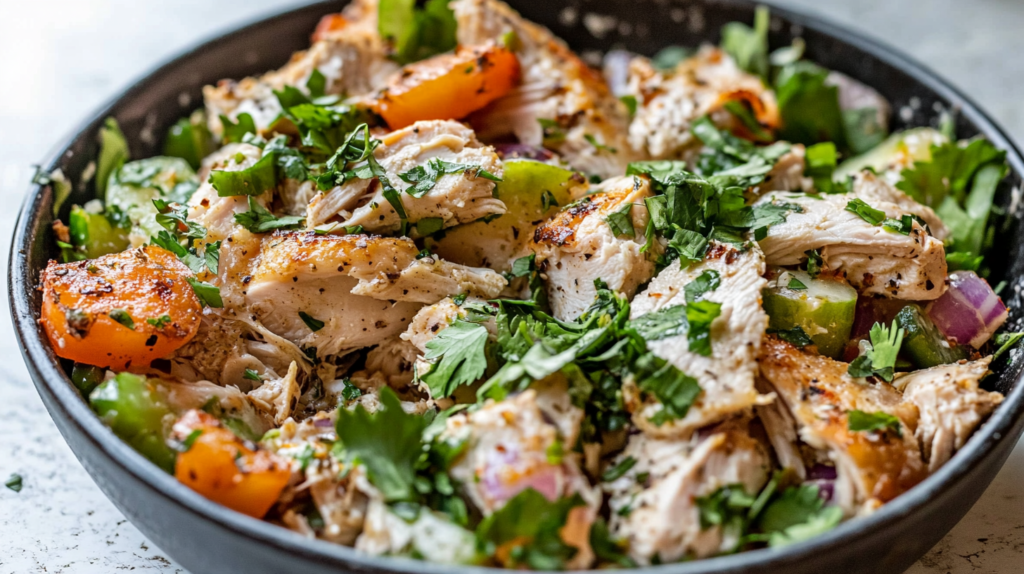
(68, 205), (130, 259)
(834, 127), (946, 180)
(431, 160), (585, 272)
(895, 304), (969, 368)
(90, 373), (176, 473)
(106, 157), (199, 245)
(762, 268), (857, 359)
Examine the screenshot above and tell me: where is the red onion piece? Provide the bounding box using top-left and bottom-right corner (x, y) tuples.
(494, 144), (554, 161)
(927, 271), (1008, 348)
(313, 418), (334, 428)
(806, 464), (838, 481)
(809, 479), (835, 502)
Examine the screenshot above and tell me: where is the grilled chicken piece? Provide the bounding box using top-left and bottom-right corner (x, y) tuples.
(605, 419), (770, 564)
(755, 188), (948, 300)
(306, 120), (506, 233)
(620, 46), (779, 161)
(203, 2), (396, 136)
(245, 232), (505, 357)
(188, 143), (271, 242)
(758, 336), (927, 514)
(895, 357), (1003, 472)
(248, 361), (302, 425)
(757, 145), (812, 194)
(533, 176), (657, 321)
(445, 389), (600, 568)
(626, 242), (771, 438)
(452, 0), (637, 178)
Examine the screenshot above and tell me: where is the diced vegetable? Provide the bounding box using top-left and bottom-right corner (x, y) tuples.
(106, 157), (199, 243)
(68, 205), (130, 259)
(378, 0), (458, 65)
(431, 160), (585, 272)
(163, 110), (214, 170)
(927, 271), (1008, 348)
(373, 42), (520, 129)
(895, 304), (968, 368)
(173, 410), (290, 518)
(90, 373), (177, 473)
(40, 245), (203, 370)
(834, 127), (946, 180)
(71, 363), (105, 397)
(96, 117), (129, 199)
(762, 268), (857, 359)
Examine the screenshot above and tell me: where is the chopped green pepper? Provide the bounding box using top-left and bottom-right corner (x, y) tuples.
(89, 373), (176, 473)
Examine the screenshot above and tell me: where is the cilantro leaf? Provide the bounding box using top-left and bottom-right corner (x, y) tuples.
(233, 196), (306, 233)
(584, 134), (617, 154)
(476, 489), (585, 570)
(334, 387), (430, 502)
(219, 113), (257, 144)
(5, 473), (23, 493)
(510, 254), (535, 278)
(108, 309), (135, 330)
(422, 319), (490, 398)
(787, 276), (808, 290)
(845, 198), (886, 225)
(635, 352), (702, 425)
(146, 315), (172, 329)
(720, 5), (769, 79)
(695, 484), (756, 530)
(686, 300), (722, 357)
(805, 249), (823, 277)
(243, 368), (262, 382)
(769, 326), (813, 348)
(774, 61), (845, 149)
(684, 270), (721, 303)
(897, 137), (1006, 208)
(628, 305), (688, 342)
(601, 456), (637, 482)
(756, 484), (843, 547)
(306, 69), (327, 98)
(847, 320), (903, 382)
(882, 214), (914, 235)
(209, 152), (278, 197)
(848, 409), (903, 437)
(589, 518), (636, 568)
(186, 278), (223, 308)
(604, 201), (635, 238)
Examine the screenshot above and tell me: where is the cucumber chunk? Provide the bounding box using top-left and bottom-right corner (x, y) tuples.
(68, 205), (130, 259)
(835, 127), (946, 180)
(763, 268), (857, 359)
(106, 157), (199, 245)
(895, 304), (969, 368)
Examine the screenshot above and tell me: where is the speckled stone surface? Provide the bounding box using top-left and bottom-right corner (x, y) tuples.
(1, 1), (1023, 572)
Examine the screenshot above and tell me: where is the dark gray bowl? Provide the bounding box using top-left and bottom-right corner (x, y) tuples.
(10, 1), (1024, 573)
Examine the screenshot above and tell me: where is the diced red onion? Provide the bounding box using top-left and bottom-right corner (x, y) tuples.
(806, 464), (838, 481)
(927, 271), (1008, 348)
(313, 418), (334, 428)
(494, 144), (554, 161)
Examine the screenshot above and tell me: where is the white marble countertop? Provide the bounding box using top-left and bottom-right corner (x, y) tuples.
(1, 1), (1023, 572)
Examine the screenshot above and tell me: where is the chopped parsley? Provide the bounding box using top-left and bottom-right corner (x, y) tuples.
(243, 369), (263, 382)
(97, 117), (129, 198)
(108, 309), (135, 330)
(882, 214), (914, 235)
(584, 134), (617, 154)
(768, 326), (813, 348)
(299, 311), (325, 332)
(720, 5), (769, 79)
(601, 456), (637, 482)
(476, 489), (585, 570)
(219, 113), (257, 144)
(684, 270), (721, 303)
(604, 201), (635, 238)
(844, 198), (886, 226)
(377, 0), (457, 65)
(5, 473), (23, 492)
(787, 276), (808, 290)
(398, 158), (500, 198)
(509, 254), (535, 278)
(805, 249), (823, 277)
(208, 152), (278, 197)
(847, 410), (903, 437)
(186, 278), (223, 308)
(146, 315), (172, 329)
(686, 300), (723, 357)
(234, 196), (306, 233)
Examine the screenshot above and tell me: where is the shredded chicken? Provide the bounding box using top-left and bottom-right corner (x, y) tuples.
(533, 176), (657, 321)
(896, 357), (1003, 472)
(306, 120), (505, 233)
(627, 242), (771, 439)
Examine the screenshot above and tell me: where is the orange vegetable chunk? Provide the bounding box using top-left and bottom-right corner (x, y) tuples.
(374, 42), (521, 129)
(173, 410), (291, 519)
(40, 245), (202, 370)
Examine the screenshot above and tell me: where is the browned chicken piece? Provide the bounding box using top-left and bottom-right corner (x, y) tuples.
(758, 336), (927, 515)
(245, 232), (505, 357)
(532, 175), (657, 321)
(894, 357), (1003, 472)
(452, 0), (638, 178)
(620, 46), (780, 161)
(203, 0), (397, 136)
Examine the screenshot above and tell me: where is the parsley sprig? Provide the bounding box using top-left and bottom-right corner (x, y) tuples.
(847, 320), (903, 382)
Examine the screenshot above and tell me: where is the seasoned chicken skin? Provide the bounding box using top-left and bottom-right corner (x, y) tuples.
(453, 0), (638, 178)
(627, 242), (771, 438)
(245, 232), (504, 356)
(895, 357), (1003, 472)
(620, 46), (779, 161)
(755, 188), (948, 300)
(758, 336), (927, 514)
(306, 120), (505, 233)
(605, 420), (770, 564)
(533, 175), (657, 321)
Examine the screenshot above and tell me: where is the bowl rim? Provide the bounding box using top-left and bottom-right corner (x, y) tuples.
(10, 0), (1024, 572)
